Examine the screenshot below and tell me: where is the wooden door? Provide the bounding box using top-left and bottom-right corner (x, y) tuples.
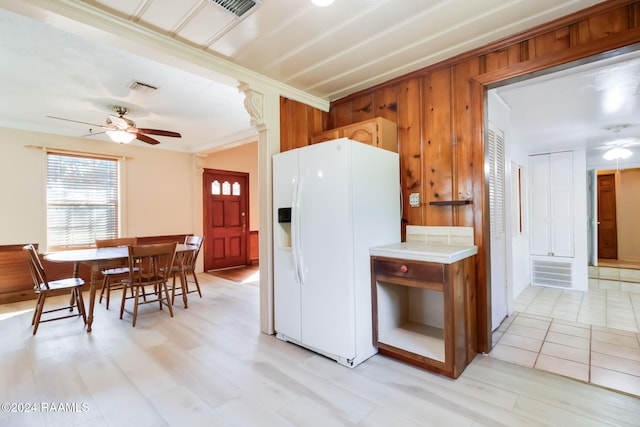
(597, 174), (617, 259)
(203, 169), (249, 270)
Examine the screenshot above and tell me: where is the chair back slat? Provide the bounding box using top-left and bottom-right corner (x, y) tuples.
(128, 242), (176, 286)
(182, 235), (204, 269)
(96, 237), (138, 248)
(23, 244), (49, 290)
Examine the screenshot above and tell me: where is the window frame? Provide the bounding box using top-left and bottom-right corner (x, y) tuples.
(46, 151), (121, 250)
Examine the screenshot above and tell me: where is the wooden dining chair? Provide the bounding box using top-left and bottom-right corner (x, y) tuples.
(120, 242), (176, 327)
(23, 244), (86, 335)
(95, 237), (138, 310)
(170, 235), (204, 305)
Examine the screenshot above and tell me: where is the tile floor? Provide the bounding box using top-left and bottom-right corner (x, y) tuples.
(490, 266), (640, 398)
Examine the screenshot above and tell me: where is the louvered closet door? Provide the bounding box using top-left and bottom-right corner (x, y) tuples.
(488, 124), (507, 329)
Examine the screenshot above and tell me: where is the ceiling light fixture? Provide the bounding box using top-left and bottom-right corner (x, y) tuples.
(311, 0), (334, 6)
(603, 147), (633, 160)
(106, 130), (136, 144)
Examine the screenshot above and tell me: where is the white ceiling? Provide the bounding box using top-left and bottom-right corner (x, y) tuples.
(0, 0), (621, 153)
(494, 49), (640, 168)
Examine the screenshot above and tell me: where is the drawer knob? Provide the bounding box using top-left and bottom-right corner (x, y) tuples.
(400, 265), (408, 273)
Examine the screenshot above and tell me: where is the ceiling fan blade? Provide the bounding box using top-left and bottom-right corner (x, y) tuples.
(135, 133), (161, 145)
(136, 128), (182, 138)
(47, 115), (106, 128)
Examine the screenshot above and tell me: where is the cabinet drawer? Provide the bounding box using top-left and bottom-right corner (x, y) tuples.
(373, 258), (444, 285)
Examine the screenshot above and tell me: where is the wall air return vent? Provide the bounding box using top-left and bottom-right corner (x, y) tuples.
(531, 259), (573, 288)
(208, 0), (259, 17)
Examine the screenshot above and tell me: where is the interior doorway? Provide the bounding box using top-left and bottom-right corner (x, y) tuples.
(597, 173), (618, 260)
(202, 169), (250, 271)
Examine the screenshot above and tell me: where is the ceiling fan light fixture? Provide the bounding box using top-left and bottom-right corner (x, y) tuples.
(311, 0), (334, 6)
(106, 130), (136, 144)
(603, 147), (633, 160)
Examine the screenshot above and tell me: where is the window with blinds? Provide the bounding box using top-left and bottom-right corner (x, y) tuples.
(47, 153), (119, 249)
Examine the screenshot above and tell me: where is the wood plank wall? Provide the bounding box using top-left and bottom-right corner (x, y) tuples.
(280, 0), (640, 353)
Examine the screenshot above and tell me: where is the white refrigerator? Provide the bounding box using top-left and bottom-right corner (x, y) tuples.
(273, 138), (400, 367)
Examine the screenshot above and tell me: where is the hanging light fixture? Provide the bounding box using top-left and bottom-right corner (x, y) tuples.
(311, 0), (334, 6)
(603, 147), (633, 160)
(106, 130), (136, 144)
(601, 124), (636, 161)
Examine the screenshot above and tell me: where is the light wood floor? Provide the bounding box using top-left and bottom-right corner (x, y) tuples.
(1, 274), (639, 427)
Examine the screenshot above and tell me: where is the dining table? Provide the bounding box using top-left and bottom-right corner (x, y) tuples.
(44, 243), (198, 332)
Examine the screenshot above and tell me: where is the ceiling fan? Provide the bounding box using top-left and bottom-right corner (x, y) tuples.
(47, 106), (182, 145)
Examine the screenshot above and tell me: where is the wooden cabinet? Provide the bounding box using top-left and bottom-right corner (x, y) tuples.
(311, 117), (398, 152)
(370, 255), (476, 378)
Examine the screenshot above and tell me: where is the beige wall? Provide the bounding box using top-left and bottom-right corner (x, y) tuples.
(617, 168), (640, 262)
(202, 141), (259, 231)
(0, 126), (199, 248)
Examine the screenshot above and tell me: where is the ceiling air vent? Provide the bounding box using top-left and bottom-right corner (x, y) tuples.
(208, 0), (259, 17)
(128, 80), (158, 94)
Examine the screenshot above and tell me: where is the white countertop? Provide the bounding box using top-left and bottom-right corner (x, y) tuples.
(369, 241), (478, 264)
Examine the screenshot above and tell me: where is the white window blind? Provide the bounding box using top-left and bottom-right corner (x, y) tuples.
(47, 153), (118, 248)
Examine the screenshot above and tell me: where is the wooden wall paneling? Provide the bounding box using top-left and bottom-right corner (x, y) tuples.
(307, 103), (327, 137)
(372, 86), (399, 122)
(291, 99), (312, 149)
(0, 243), (93, 304)
(633, 2), (640, 26)
(422, 69), (453, 225)
(452, 58), (480, 228)
(398, 78), (423, 231)
(328, 102), (353, 129)
(529, 28), (571, 58)
(279, 97), (295, 151)
(482, 47), (512, 75)
(510, 42), (528, 65)
(249, 230), (259, 265)
(470, 79), (489, 354)
(475, 24), (640, 87)
(577, 4), (632, 44)
(280, 97), (328, 151)
(349, 94), (376, 124)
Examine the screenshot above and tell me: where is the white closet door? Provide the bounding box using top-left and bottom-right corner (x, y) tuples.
(549, 151), (574, 257)
(528, 151), (574, 257)
(529, 154), (551, 255)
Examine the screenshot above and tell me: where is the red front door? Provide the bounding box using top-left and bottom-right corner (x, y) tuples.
(203, 169), (249, 270)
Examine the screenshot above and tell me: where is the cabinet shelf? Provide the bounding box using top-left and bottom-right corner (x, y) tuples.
(379, 322), (444, 362)
(428, 200), (472, 206)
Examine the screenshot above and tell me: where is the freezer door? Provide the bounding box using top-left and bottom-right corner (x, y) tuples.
(297, 140), (355, 359)
(273, 150), (301, 341)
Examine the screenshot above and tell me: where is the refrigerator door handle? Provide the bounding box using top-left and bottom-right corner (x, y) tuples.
(291, 178), (303, 285)
(292, 176), (305, 285)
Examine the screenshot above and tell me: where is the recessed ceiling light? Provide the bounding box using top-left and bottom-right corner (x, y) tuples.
(311, 0), (334, 6)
